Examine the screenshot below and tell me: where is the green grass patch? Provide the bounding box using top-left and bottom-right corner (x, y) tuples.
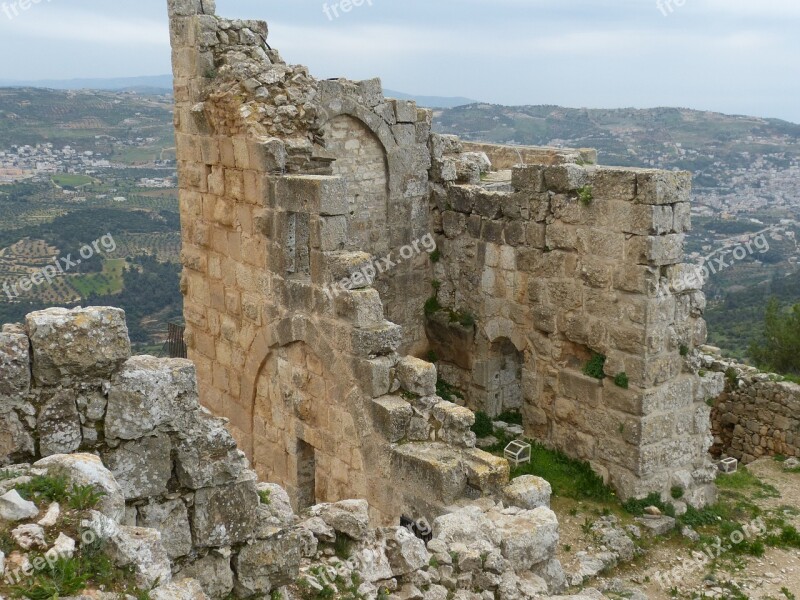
(717, 467), (780, 499)
(70, 258), (126, 297)
(51, 174), (95, 188)
(613, 372), (629, 389)
(436, 378), (464, 402)
(583, 353), (606, 380)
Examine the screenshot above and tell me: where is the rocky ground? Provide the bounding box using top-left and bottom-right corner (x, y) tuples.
(552, 458), (800, 600)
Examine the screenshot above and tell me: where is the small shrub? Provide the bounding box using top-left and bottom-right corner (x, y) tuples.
(671, 486), (684, 500)
(68, 484), (106, 511)
(429, 249), (441, 263)
(424, 296), (441, 316)
(427, 350), (439, 363)
(17, 474), (69, 504)
(496, 410), (523, 426)
(431, 279), (441, 292)
(577, 186), (594, 206)
(725, 367), (739, 389)
(471, 412), (494, 438)
(334, 535), (354, 560)
(679, 344), (689, 356)
(259, 489), (272, 505)
(583, 353), (606, 380)
(436, 378), (464, 402)
(613, 372), (629, 389)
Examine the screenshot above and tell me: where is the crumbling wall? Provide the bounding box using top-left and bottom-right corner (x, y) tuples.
(427, 137), (721, 505)
(701, 347), (800, 463)
(167, 0), (509, 521)
(0, 306), (585, 600)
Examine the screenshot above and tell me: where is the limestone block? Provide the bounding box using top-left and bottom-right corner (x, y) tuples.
(392, 99), (418, 123)
(37, 390), (82, 457)
(673, 202), (692, 232)
(0, 411), (34, 463)
(351, 322), (403, 356)
(176, 553), (234, 600)
(372, 396), (413, 443)
(494, 507), (559, 570)
(432, 401), (476, 447)
(35, 453), (125, 522)
(641, 375), (694, 414)
(626, 234), (684, 266)
(0, 490), (38, 521)
(106, 356), (199, 440)
(138, 500), (193, 560)
(503, 475), (552, 510)
(248, 138), (286, 174)
(382, 526), (431, 576)
(0, 332), (30, 396)
(308, 499), (370, 540)
(192, 477), (259, 547)
(462, 448), (509, 491)
(275, 175), (347, 216)
(543, 164), (590, 193)
(104, 435), (173, 500)
(150, 579), (209, 600)
(591, 167), (636, 201)
(335, 289), (384, 329)
(396, 356), (437, 397)
(612, 203), (674, 236)
(109, 526), (173, 588)
(393, 444), (468, 506)
(26, 307), (131, 385)
(511, 165), (546, 193)
(175, 412), (244, 489)
(317, 215), (348, 251)
(234, 528), (304, 596)
(355, 356), (396, 398)
(635, 170), (691, 205)
(255, 482), (296, 531)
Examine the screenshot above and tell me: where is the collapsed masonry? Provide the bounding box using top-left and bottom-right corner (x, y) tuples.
(167, 0), (722, 520)
(0, 306), (600, 600)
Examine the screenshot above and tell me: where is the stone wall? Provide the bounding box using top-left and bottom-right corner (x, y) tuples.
(702, 347), (800, 463)
(167, 0), (475, 519)
(426, 136), (722, 505)
(0, 306), (602, 600)
(166, 0), (718, 508)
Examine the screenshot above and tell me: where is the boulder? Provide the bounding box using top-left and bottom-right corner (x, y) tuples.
(503, 476), (552, 510)
(0, 412), (35, 464)
(34, 453), (125, 522)
(382, 527), (430, 576)
(25, 307), (130, 385)
(108, 526), (172, 588)
(233, 528), (304, 596)
(175, 412), (243, 489)
(255, 483), (295, 531)
(192, 477), (259, 547)
(308, 499), (370, 541)
(0, 489), (39, 521)
(493, 507), (559, 571)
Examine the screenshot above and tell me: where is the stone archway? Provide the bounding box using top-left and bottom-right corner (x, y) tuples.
(251, 341), (366, 511)
(323, 114), (390, 255)
(473, 337), (524, 417)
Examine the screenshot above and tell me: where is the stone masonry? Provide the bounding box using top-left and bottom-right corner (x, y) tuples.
(166, 0), (719, 512)
(0, 306), (599, 600)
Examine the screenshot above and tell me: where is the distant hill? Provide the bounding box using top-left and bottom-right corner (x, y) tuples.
(384, 89), (478, 109)
(0, 75), (174, 94)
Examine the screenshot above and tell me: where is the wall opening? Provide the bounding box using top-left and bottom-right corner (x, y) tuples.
(296, 438), (317, 510)
(322, 115), (389, 255)
(285, 212), (310, 277)
(473, 338), (523, 417)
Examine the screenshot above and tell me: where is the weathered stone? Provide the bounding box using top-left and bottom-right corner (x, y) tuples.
(105, 435), (173, 500)
(308, 499), (370, 541)
(192, 477), (259, 547)
(0, 489), (38, 521)
(150, 579), (209, 600)
(0, 411), (35, 464)
(26, 307), (131, 385)
(106, 356), (199, 440)
(382, 526), (430, 576)
(0, 332), (30, 395)
(503, 475), (552, 510)
(372, 396), (413, 442)
(138, 500), (193, 560)
(175, 412), (243, 489)
(37, 391), (82, 457)
(233, 528), (304, 595)
(35, 453), (125, 522)
(396, 357), (437, 397)
(176, 553), (234, 600)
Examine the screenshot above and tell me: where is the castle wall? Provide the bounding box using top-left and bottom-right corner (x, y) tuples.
(427, 138), (722, 504)
(703, 349), (800, 463)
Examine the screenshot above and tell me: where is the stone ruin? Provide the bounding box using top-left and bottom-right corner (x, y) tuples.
(166, 0), (722, 521)
(0, 306), (597, 600)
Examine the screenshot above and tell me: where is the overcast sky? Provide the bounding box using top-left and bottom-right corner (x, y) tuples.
(0, 0), (798, 122)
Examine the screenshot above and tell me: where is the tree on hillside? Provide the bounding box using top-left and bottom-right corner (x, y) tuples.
(749, 298), (800, 375)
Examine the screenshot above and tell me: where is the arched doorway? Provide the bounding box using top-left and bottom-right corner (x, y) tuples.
(323, 114), (389, 255)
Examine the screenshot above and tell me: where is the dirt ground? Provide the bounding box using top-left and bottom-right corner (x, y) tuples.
(552, 458), (800, 599)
